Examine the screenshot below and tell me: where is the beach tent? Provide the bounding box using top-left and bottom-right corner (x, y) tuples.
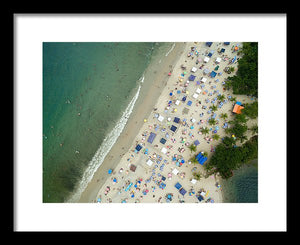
(200, 191), (206, 197)
(201, 77), (207, 83)
(135, 144), (142, 152)
(160, 138), (167, 144)
(232, 103), (244, 114)
(204, 57), (210, 63)
(158, 115), (164, 122)
(182, 96), (187, 102)
(196, 88), (201, 94)
(174, 117), (180, 123)
(147, 132), (156, 144)
(179, 188), (187, 196)
(196, 152), (208, 165)
(170, 125), (177, 132)
(236, 101), (242, 105)
(224, 42), (230, 45)
(191, 67), (197, 72)
(197, 195), (204, 202)
(220, 48), (225, 53)
(161, 147), (167, 154)
(192, 93), (199, 99)
(215, 57), (222, 63)
(194, 140), (200, 146)
(188, 74), (196, 81)
(191, 179), (197, 184)
(172, 168), (179, 176)
(175, 100), (180, 106)
(203, 68), (210, 75)
(146, 159), (153, 167)
(210, 71), (217, 78)
(206, 42), (213, 47)
(175, 182), (182, 190)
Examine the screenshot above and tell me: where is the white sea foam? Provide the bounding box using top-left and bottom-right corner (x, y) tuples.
(67, 78), (143, 202)
(165, 43), (176, 57)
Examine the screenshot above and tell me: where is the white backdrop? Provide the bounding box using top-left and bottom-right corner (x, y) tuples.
(15, 14), (287, 231)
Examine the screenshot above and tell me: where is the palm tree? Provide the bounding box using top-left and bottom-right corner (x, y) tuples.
(220, 113), (228, 120)
(217, 94), (225, 101)
(208, 118), (216, 126)
(230, 96), (237, 103)
(193, 172), (202, 181)
(190, 155), (198, 165)
(210, 104), (218, 112)
(201, 127), (209, 135)
(188, 144), (197, 153)
(212, 134), (220, 141)
(229, 66), (235, 73)
(202, 152), (208, 158)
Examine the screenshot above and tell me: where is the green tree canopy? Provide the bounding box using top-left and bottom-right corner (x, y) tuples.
(226, 42), (258, 97)
(243, 101), (258, 119)
(205, 135), (258, 179)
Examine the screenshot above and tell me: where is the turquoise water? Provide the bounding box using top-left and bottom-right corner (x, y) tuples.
(221, 159), (258, 203)
(43, 42), (171, 202)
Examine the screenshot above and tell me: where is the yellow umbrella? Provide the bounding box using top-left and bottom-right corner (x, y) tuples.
(144, 119), (147, 122)
(174, 108), (177, 112)
(186, 91), (189, 94)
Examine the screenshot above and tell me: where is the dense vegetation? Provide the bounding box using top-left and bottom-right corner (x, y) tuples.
(205, 135), (258, 179)
(204, 99), (258, 179)
(242, 101), (258, 119)
(226, 42), (258, 97)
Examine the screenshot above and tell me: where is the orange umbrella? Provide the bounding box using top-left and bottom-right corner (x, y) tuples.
(234, 46), (239, 51)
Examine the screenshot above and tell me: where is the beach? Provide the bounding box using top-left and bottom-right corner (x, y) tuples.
(77, 42), (258, 203)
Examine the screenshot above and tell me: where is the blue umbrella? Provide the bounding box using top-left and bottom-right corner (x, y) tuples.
(108, 169), (112, 174)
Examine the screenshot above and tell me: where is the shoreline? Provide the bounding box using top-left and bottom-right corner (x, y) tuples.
(78, 42), (257, 203)
(78, 42), (187, 202)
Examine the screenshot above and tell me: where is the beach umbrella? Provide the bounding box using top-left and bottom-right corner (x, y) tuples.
(168, 72), (172, 76)
(169, 92), (173, 96)
(108, 169), (112, 174)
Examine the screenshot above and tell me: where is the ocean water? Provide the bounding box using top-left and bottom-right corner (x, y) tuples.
(221, 159), (258, 203)
(43, 42), (174, 202)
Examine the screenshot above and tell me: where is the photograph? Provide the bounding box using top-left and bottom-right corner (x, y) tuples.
(42, 41), (258, 204)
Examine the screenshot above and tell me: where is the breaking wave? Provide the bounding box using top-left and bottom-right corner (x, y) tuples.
(67, 78), (143, 202)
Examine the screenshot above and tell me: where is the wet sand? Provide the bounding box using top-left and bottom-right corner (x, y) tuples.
(78, 43), (187, 202)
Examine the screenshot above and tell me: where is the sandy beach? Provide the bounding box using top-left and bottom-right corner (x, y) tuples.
(78, 42), (257, 203)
